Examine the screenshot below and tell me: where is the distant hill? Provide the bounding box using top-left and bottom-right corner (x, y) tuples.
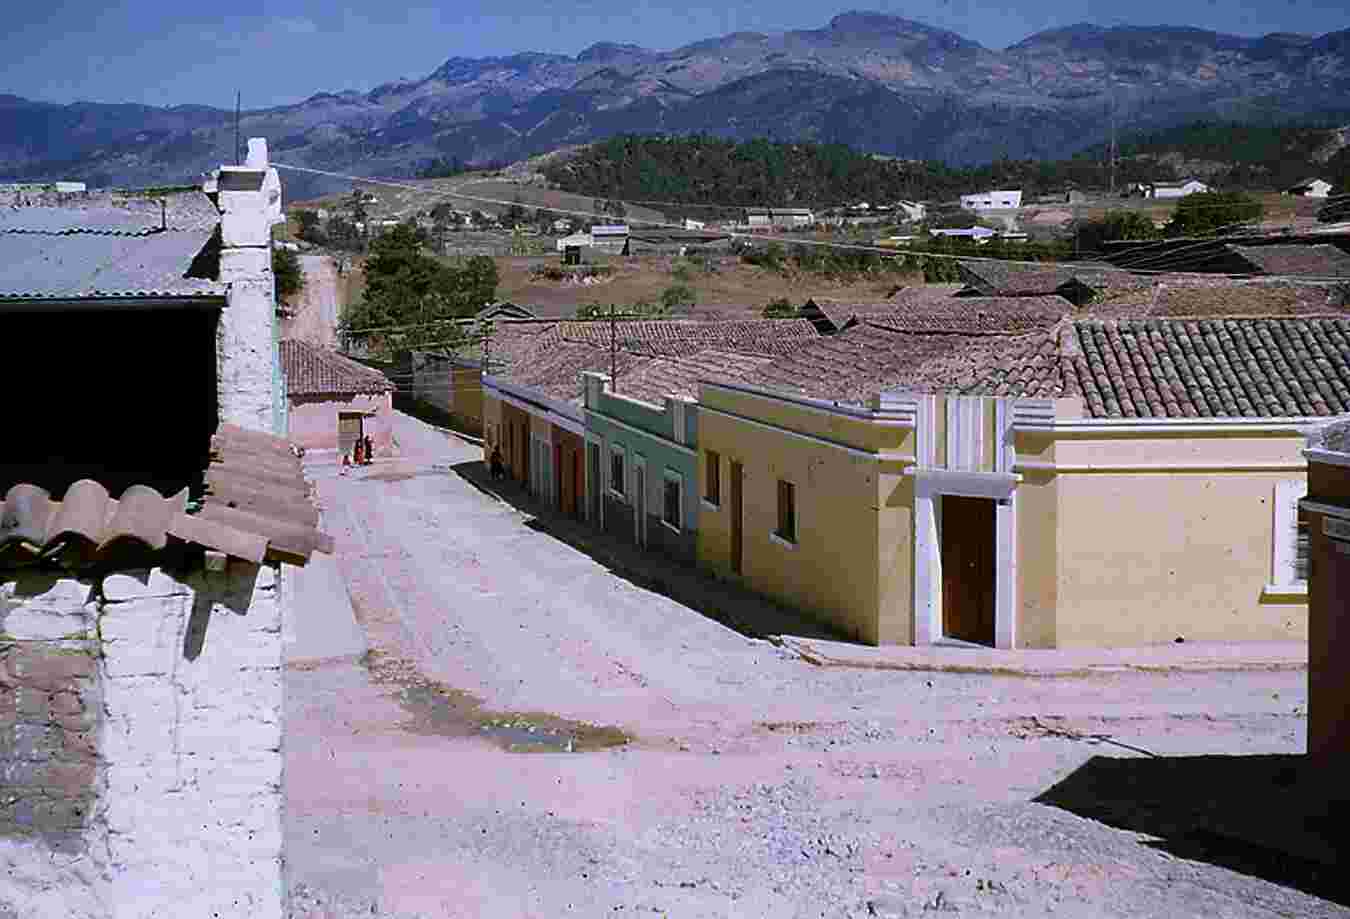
(4, 11), (1350, 198)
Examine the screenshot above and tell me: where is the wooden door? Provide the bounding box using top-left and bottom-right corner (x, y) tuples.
(554, 443), (563, 510)
(635, 463), (647, 547)
(941, 496), (996, 645)
(338, 413), (363, 455)
(588, 444), (601, 524)
(730, 461), (744, 575)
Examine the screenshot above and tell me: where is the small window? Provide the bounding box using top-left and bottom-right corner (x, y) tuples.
(776, 479), (796, 544)
(609, 446), (626, 499)
(663, 470), (683, 531)
(704, 450), (721, 505)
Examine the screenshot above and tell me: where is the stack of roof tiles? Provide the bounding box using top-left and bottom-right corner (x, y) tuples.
(0, 190), (225, 301)
(281, 339), (396, 396)
(0, 424), (328, 571)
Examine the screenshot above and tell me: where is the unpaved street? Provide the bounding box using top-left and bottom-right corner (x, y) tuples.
(285, 411), (1340, 919)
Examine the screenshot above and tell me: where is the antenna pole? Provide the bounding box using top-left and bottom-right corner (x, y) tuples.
(610, 303), (617, 391)
(234, 91), (241, 166)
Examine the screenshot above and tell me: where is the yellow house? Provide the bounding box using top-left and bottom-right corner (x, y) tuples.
(696, 316), (1350, 648)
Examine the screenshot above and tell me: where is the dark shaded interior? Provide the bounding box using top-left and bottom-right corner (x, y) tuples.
(3, 306), (219, 500)
(1036, 754), (1350, 906)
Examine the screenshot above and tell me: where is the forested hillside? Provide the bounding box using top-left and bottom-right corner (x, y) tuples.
(541, 126), (1349, 213)
(541, 135), (1175, 211)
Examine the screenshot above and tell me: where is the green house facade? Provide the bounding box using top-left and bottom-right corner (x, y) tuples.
(581, 371), (700, 564)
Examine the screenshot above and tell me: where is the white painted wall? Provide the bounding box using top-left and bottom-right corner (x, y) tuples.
(0, 564), (286, 919)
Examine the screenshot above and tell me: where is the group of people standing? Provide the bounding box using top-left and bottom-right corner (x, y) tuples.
(341, 435), (375, 473)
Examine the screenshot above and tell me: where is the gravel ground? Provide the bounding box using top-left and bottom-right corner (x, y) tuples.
(284, 411), (1343, 919)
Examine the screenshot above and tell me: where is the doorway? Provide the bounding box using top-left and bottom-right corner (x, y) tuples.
(730, 461), (744, 575)
(588, 443), (601, 525)
(940, 495), (996, 645)
(338, 412), (363, 456)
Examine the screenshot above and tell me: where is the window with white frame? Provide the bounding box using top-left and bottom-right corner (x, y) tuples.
(663, 469), (683, 531)
(1272, 479), (1309, 588)
(609, 444), (626, 500)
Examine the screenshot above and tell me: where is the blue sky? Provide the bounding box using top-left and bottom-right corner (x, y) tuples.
(5, 1), (1347, 109)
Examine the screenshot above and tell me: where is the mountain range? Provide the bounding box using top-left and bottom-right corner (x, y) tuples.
(3, 11), (1349, 199)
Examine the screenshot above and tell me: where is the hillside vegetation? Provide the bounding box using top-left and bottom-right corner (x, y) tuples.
(542, 126), (1349, 213)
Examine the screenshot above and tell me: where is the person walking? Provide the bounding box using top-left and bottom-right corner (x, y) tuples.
(363, 434), (374, 464)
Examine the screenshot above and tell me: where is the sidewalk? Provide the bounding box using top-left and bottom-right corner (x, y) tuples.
(454, 460), (1308, 678)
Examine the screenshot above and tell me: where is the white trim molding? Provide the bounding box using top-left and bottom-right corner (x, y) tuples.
(1272, 479), (1309, 591)
(1305, 447), (1350, 470)
(906, 468), (1020, 501)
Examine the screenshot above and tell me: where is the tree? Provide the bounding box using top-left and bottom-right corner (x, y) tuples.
(1075, 210), (1159, 252)
(340, 224), (497, 356)
(762, 297), (796, 318)
(294, 209), (323, 243)
(660, 284), (696, 313)
(273, 247), (305, 304)
(1164, 191), (1265, 237)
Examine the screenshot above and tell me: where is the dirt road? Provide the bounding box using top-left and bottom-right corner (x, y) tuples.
(285, 411), (1340, 919)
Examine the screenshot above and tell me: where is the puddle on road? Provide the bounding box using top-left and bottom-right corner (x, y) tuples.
(362, 649), (630, 753)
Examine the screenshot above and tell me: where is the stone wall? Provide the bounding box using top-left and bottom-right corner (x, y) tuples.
(0, 562), (285, 919)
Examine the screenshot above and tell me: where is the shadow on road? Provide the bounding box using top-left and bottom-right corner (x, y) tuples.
(450, 459), (849, 646)
(1036, 754), (1350, 906)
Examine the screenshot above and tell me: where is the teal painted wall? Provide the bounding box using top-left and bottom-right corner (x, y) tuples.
(587, 390), (700, 561)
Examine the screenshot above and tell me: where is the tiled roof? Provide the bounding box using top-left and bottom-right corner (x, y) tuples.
(504, 339), (650, 403)
(747, 321), (1024, 404)
(747, 314), (1350, 418)
(1, 424), (327, 570)
(1148, 279), (1347, 318)
(556, 318), (818, 357)
(1228, 244), (1350, 279)
(865, 295), (1075, 333)
(614, 349), (774, 403)
(482, 318), (820, 401)
(282, 339), (395, 396)
(957, 318), (1350, 418)
(0, 190), (225, 300)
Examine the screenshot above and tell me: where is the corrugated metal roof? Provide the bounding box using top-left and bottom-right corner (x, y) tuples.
(0, 189), (225, 301)
(0, 424), (328, 570)
(0, 227), (225, 300)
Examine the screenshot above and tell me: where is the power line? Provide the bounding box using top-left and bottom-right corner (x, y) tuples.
(274, 163), (1350, 284)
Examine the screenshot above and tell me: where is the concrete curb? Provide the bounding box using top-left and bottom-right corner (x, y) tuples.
(778, 637), (1309, 677)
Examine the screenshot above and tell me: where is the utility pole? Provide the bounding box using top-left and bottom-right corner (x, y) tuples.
(1108, 96), (1118, 197)
(234, 91), (241, 166)
(610, 303), (618, 392)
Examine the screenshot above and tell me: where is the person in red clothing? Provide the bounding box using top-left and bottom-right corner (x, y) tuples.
(353, 438), (365, 466)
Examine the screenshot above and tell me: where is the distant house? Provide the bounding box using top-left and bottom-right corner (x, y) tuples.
(0, 180), (86, 194)
(770, 208), (814, 229)
(1287, 178), (1334, 199)
(960, 190), (1023, 211)
(591, 223), (631, 255)
(744, 208), (772, 230)
(281, 339), (395, 457)
(896, 201), (927, 223)
(552, 217), (573, 233)
(682, 218), (706, 230)
(929, 226), (998, 243)
(474, 301), (536, 321)
(1150, 179), (1210, 199)
(555, 231), (592, 252)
